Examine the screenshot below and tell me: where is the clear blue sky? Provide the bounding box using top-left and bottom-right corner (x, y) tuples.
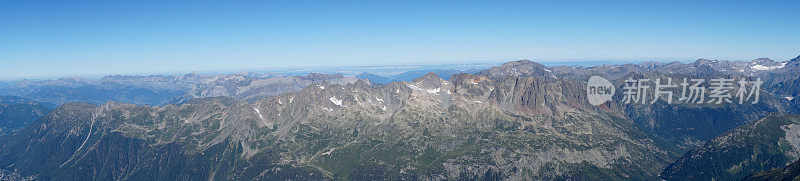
(1, 0), (798, 80)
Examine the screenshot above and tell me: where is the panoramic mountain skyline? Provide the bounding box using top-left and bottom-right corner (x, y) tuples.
(1, 57), (799, 180)
(2, 1), (800, 180)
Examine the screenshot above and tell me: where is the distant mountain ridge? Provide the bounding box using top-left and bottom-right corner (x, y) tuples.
(0, 73), (357, 106)
(0, 96), (52, 135)
(355, 69), (483, 84)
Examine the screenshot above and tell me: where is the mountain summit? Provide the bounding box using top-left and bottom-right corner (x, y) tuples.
(477, 59), (552, 78)
(410, 72), (447, 88)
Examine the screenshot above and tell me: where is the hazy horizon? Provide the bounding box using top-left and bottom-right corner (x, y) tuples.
(0, 58), (709, 81)
(2, 1), (799, 80)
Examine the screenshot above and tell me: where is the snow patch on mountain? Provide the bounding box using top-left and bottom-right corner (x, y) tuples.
(427, 88), (441, 94)
(253, 108), (264, 120)
(407, 84), (422, 90)
(329, 97), (343, 107)
(751, 62), (786, 71)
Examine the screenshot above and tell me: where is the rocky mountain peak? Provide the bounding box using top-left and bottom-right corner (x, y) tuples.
(477, 59), (551, 78)
(751, 58), (775, 64)
(354, 78), (369, 84)
(410, 72), (449, 89)
(351, 79), (371, 88)
(691, 59), (717, 66)
(501, 59), (544, 68)
(748, 58), (785, 71)
(413, 72), (442, 82)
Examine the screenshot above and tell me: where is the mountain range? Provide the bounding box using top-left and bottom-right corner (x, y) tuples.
(0, 72), (358, 106)
(1, 55), (800, 180)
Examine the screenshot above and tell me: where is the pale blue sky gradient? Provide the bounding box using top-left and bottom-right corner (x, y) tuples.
(1, 0), (799, 80)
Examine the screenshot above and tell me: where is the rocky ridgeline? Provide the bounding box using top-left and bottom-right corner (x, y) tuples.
(0, 72), (358, 106)
(0, 64), (675, 180)
(1, 56), (800, 180)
